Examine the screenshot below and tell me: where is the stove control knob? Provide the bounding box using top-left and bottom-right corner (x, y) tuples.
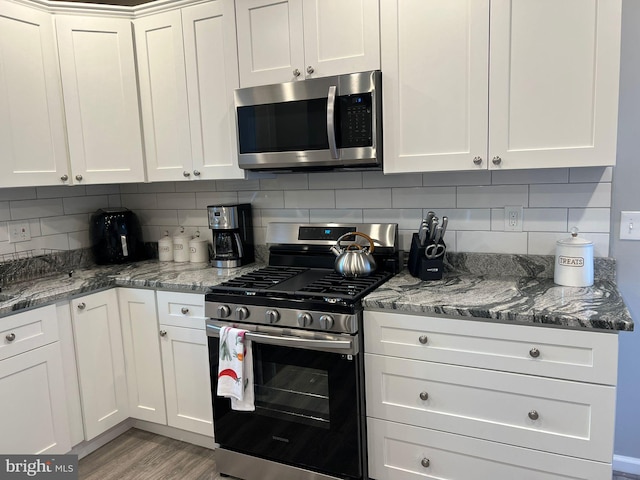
(265, 309), (280, 324)
(235, 307), (250, 321)
(319, 315), (334, 330)
(217, 305), (231, 318)
(297, 312), (313, 327)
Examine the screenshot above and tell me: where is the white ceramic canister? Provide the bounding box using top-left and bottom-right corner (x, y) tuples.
(158, 231), (174, 262)
(189, 231), (209, 263)
(554, 228), (594, 287)
(173, 228), (193, 263)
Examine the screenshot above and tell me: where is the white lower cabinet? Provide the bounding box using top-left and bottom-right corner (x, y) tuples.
(0, 305), (71, 454)
(364, 310), (618, 480)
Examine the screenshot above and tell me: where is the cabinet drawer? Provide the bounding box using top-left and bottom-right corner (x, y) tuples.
(365, 353), (615, 463)
(0, 305), (58, 361)
(156, 291), (206, 330)
(367, 418), (611, 480)
(364, 310), (618, 385)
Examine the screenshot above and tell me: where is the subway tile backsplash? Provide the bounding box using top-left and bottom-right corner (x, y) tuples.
(0, 167), (613, 260)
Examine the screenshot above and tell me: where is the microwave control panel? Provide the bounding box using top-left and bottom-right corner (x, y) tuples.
(338, 93), (373, 148)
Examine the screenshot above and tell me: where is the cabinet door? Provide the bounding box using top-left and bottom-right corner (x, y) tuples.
(302, 0), (380, 79)
(236, 0), (304, 87)
(135, 10), (192, 182)
(0, 343), (71, 454)
(71, 289), (129, 440)
(160, 324), (213, 437)
(182, 0), (244, 180)
(118, 288), (166, 424)
(381, 0), (490, 174)
(0, 1), (69, 187)
(55, 15), (145, 185)
(489, 0), (621, 169)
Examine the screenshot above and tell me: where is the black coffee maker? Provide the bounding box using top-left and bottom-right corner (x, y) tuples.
(207, 204), (254, 268)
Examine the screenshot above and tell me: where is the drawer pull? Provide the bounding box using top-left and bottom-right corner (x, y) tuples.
(77, 302), (86, 310)
(528, 410), (539, 421)
(181, 307), (189, 315)
(529, 347), (540, 358)
(6, 333), (16, 342)
(421, 458), (430, 468)
(159, 330), (167, 337)
(419, 391), (429, 401)
(418, 335), (428, 345)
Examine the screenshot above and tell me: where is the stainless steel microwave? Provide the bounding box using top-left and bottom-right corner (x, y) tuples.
(234, 70), (382, 172)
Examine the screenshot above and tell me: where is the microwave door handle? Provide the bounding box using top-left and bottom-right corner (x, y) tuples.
(327, 85), (339, 159)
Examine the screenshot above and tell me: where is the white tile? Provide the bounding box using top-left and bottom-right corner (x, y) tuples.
(309, 172), (363, 189)
(397, 230), (415, 252)
(177, 209), (209, 227)
(457, 185), (529, 208)
(310, 209), (363, 223)
(40, 214), (89, 235)
(138, 182), (176, 193)
(85, 184), (120, 195)
(68, 230), (91, 249)
(491, 208), (505, 231)
(238, 191), (285, 209)
(392, 187), (456, 209)
(422, 171), (492, 186)
(108, 195), (122, 208)
(119, 184), (139, 194)
(15, 233), (70, 253)
(0, 187), (37, 201)
(136, 209), (179, 226)
(142, 225), (162, 242)
(120, 194), (158, 210)
(336, 189), (391, 208)
(28, 219), (41, 238)
(433, 209), (491, 232)
(285, 190), (335, 209)
(260, 209), (310, 226)
(0, 242), (15, 255)
(216, 179), (261, 191)
(569, 167), (613, 183)
(528, 232), (610, 257)
(0, 202), (10, 222)
(175, 180), (216, 193)
(254, 226), (268, 245)
(10, 199), (64, 219)
(259, 174), (308, 190)
(63, 195), (110, 215)
(456, 231), (528, 254)
(363, 172), (422, 188)
(195, 191), (239, 209)
(157, 193), (197, 210)
(0, 225), (7, 242)
(568, 208), (611, 233)
(491, 169), (569, 185)
(36, 185), (87, 199)
(529, 183), (612, 208)
(522, 208), (568, 232)
(362, 209), (421, 229)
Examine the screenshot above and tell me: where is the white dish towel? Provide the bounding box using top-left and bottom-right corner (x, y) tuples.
(217, 326), (255, 411)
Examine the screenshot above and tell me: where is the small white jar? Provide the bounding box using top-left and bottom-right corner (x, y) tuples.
(189, 231), (209, 263)
(554, 228), (594, 287)
(158, 231), (173, 262)
(173, 228), (192, 263)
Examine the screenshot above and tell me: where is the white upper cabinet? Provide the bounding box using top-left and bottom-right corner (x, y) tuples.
(236, 0), (380, 87)
(56, 15), (146, 184)
(0, 1), (69, 187)
(382, 0), (622, 174)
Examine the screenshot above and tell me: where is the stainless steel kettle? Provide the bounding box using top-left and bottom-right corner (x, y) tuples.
(330, 232), (377, 277)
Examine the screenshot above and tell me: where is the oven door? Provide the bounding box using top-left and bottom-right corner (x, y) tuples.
(207, 320), (364, 479)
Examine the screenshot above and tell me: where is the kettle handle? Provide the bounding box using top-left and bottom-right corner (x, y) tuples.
(335, 232), (375, 253)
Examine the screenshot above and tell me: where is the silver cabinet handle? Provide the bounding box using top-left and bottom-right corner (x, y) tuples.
(6, 333), (16, 342)
(75, 174), (83, 181)
(529, 347), (540, 358)
(419, 335), (428, 345)
(77, 302), (86, 310)
(473, 156), (483, 165)
(419, 391), (429, 401)
(492, 156), (502, 165)
(61, 174), (69, 182)
(159, 330), (167, 337)
(181, 307), (189, 315)
(421, 458), (430, 468)
(528, 410), (539, 421)
(293, 68), (301, 77)
(183, 171), (191, 177)
(306, 66), (314, 74)
(193, 170), (201, 176)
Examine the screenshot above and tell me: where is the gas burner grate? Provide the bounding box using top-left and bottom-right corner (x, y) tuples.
(212, 266), (307, 291)
(299, 272), (392, 298)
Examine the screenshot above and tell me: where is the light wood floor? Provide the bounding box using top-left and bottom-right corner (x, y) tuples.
(79, 428), (638, 480)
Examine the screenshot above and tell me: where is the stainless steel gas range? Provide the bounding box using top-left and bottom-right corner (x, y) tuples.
(205, 223), (400, 480)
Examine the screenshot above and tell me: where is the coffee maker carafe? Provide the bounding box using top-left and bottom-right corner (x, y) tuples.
(208, 204), (254, 268)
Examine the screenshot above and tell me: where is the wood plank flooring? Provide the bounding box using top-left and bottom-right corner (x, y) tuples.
(79, 428), (639, 480)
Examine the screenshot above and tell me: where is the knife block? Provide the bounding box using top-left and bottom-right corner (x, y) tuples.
(407, 233), (445, 281)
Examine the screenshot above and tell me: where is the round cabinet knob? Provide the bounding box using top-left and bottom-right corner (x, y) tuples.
(421, 458), (430, 468)
(419, 391), (429, 401)
(419, 335), (428, 345)
(193, 170), (201, 177)
(528, 410), (539, 421)
(77, 302), (86, 310)
(60, 174), (69, 182)
(183, 171), (191, 177)
(297, 312), (313, 328)
(217, 305), (231, 318)
(319, 315), (334, 330)
(306, 66), (314, 74)
(293, 68), (301, 77)
(159, 330), (167, 337)
(75, 174), (83, 181)
(181, 307), (190, 315)
(236, 307), (250, 321)
(529, 347), (540, 358)
(473, 156), (483, 166)
(492, 156), (502, 165)
(6, 333), (16, 342)
(265, 309), (280, 324)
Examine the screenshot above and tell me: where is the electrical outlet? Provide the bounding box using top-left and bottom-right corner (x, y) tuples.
(504, 206), (523, 232)
(620, 211), (640, 240)
(7, 221), (32, 243)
